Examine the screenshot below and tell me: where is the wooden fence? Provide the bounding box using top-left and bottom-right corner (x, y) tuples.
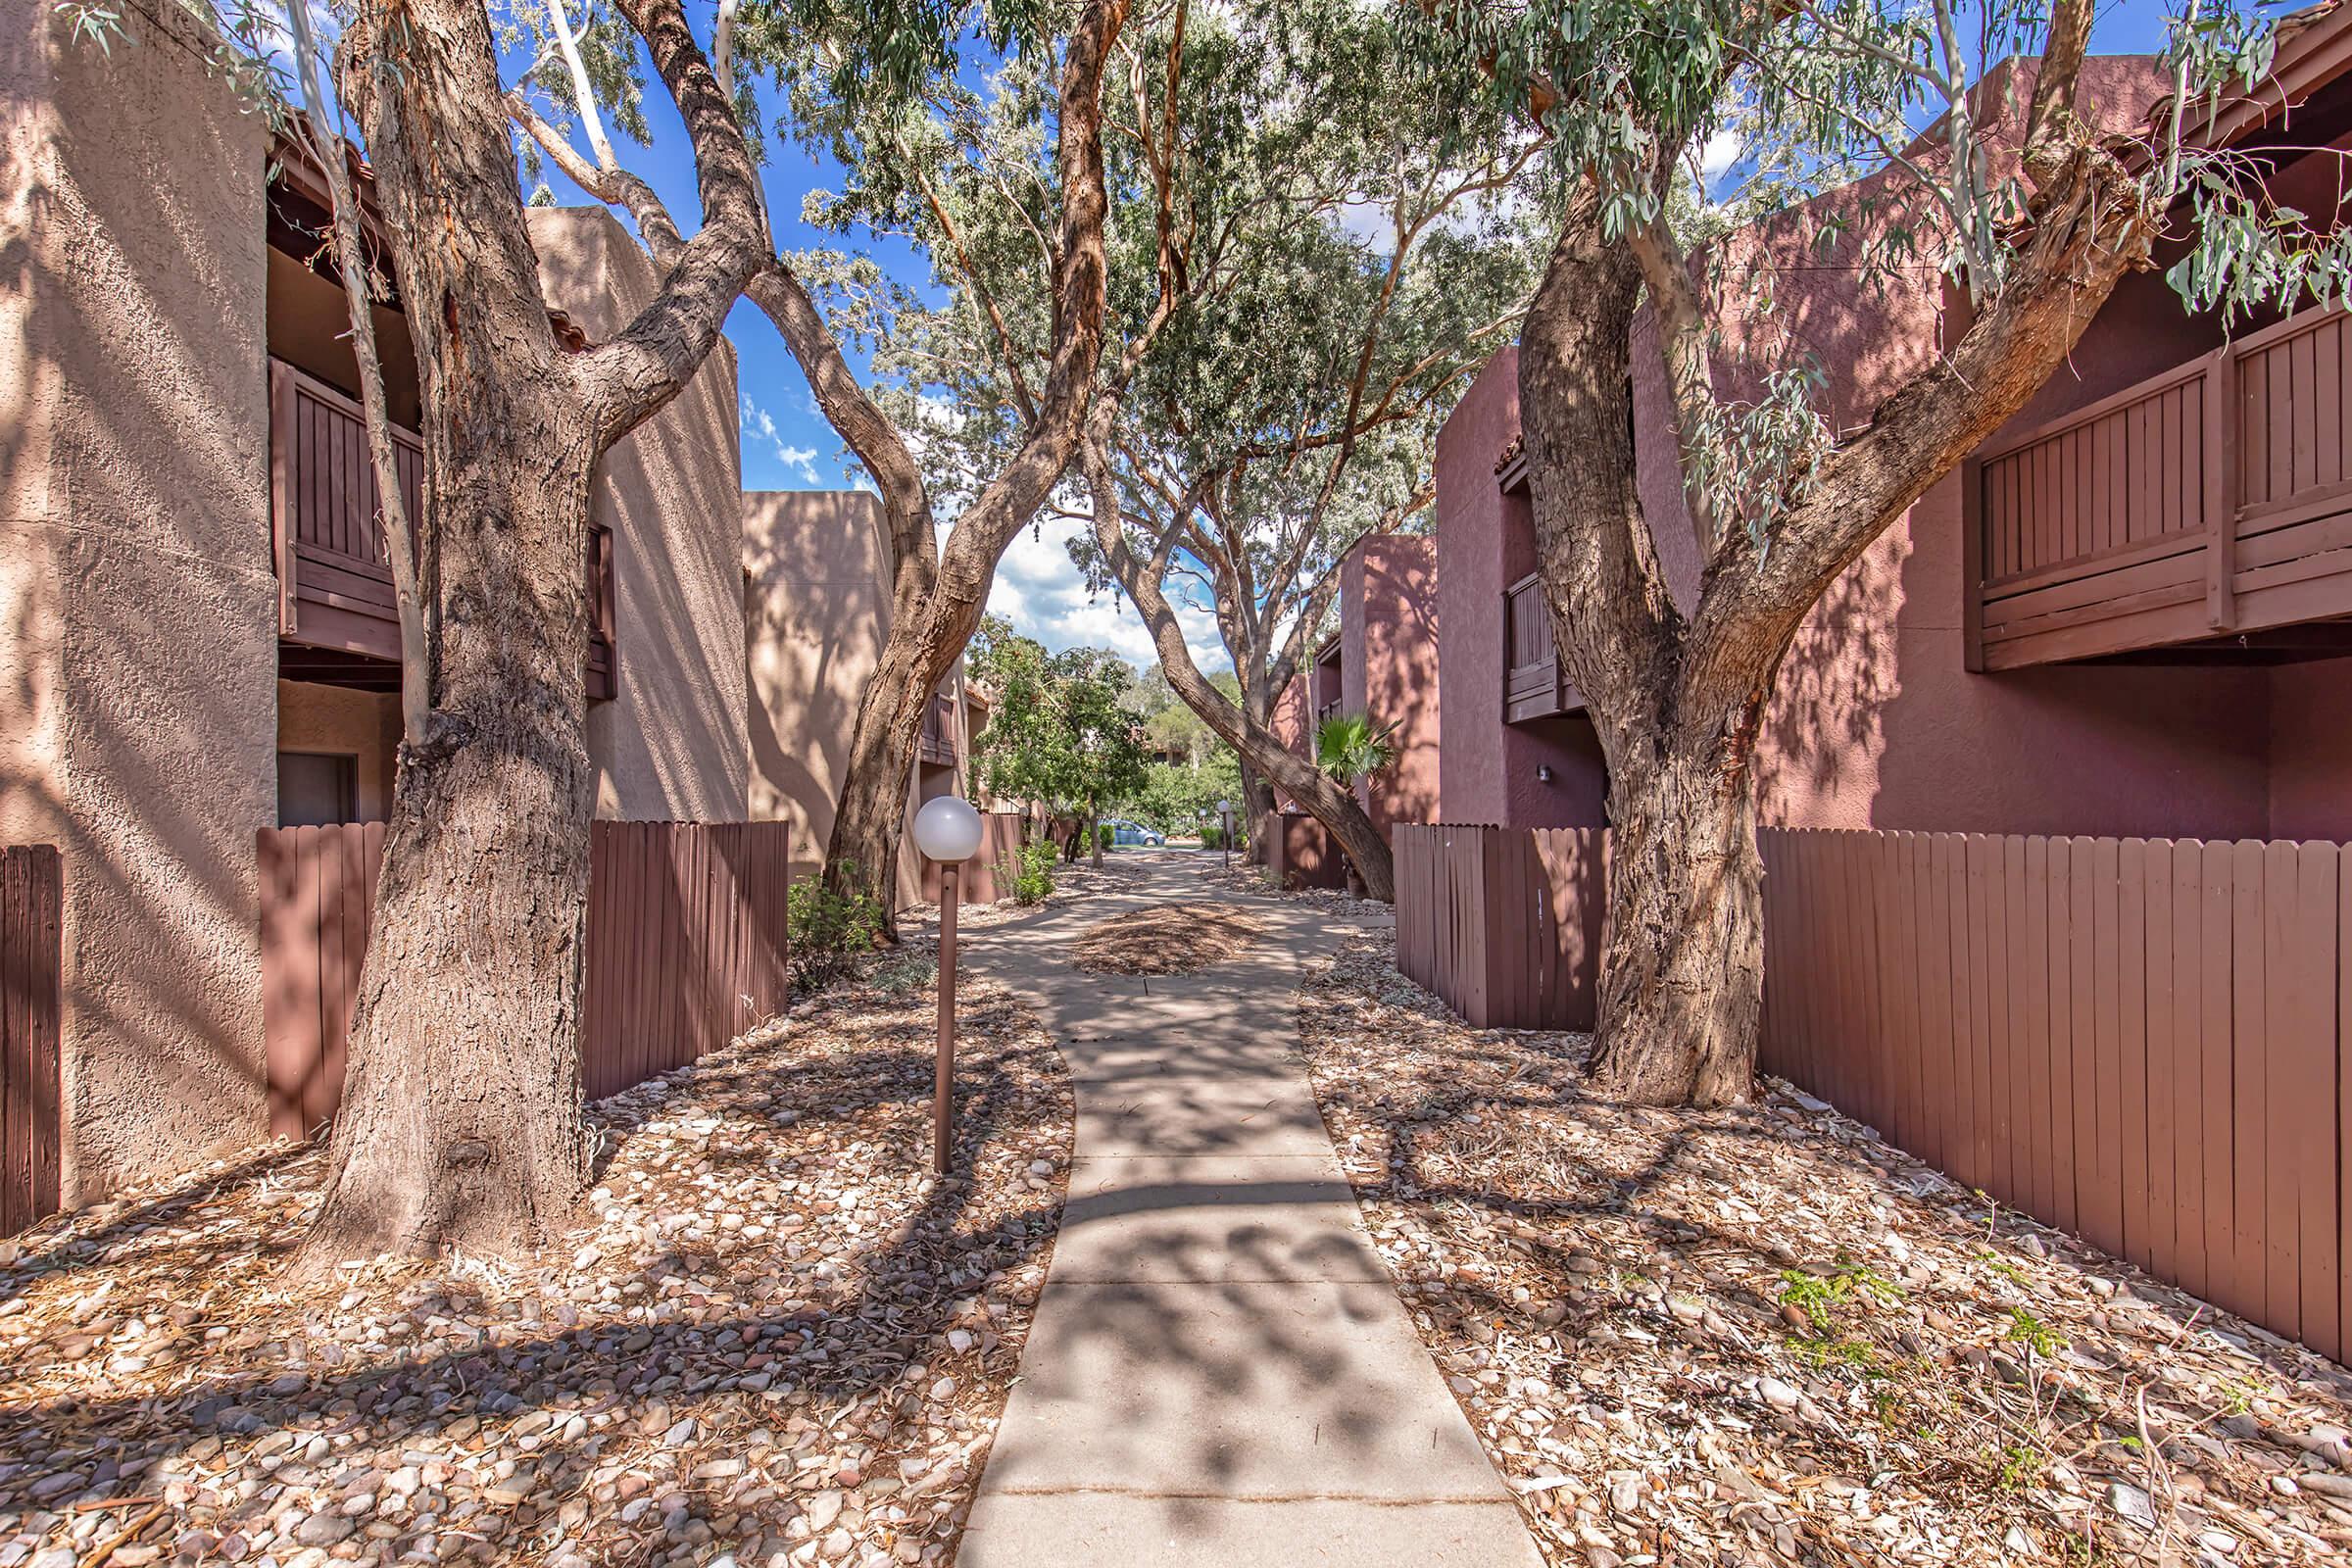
(2, 847), (62, 1236)
(1757, 830), (2349, 1364)
(921, 811), (1028, 906)
(1393, 821), (2352, 1361)
(260, 820), (790, 1137)
(1394, 824), (1607, 1029)
(1262, 811), (1348, 892)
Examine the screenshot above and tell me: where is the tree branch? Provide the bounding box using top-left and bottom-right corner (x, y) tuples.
(570, 0), (770, 448)
(286, 0), (431, 746)
(1629, 211), (1722, 557)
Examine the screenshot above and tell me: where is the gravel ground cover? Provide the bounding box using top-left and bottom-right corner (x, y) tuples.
(1297, 931), (2352, 1567)
(0, 958), (1072, 1568)
(1068, 902), (1265, 975)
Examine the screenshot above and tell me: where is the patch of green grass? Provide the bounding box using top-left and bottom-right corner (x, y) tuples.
(1977, 1248), (2033, 1287)
(2004, 1306), (2066, 1358)
(1778, 1260), (1901, 1319)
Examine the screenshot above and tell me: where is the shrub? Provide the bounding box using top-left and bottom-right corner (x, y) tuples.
(1009, 841), (1057, 905)
(1200, 823), (1249, 851)
(1097, 823), (1115, 850)
(788, 860), (884, 990)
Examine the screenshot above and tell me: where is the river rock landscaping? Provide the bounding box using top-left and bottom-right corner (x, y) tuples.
(0, 959), (1071, 1568)
(1298, 931), (2352, 1567)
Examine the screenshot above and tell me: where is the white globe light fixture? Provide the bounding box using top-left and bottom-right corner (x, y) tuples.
(913, 794), (984, 1176)
(914, 794), (984, 863)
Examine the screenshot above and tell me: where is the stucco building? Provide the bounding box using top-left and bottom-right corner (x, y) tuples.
(1425, 37), (2352, 848)
(3, 0), (968, 1206)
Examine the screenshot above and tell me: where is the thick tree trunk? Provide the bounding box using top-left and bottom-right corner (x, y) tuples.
(310, 433), (605, 1255)
(823, 605), (945, 929)
(1583, 721), (1766, 1107)
(1516, 80), (2151, 1108)
(305, 0), (764, 1263)
(820, 0), (1129, 926)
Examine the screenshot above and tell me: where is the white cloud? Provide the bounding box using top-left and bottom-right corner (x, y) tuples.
(984, 514), (1230, 673)
(741, 394), (826, 485)
(1699, 130), (1743, 181)
(777, 444), (822, 484)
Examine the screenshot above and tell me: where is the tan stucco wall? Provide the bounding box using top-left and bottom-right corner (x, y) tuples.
(743, 490), (942, 905)
(528, 208), (750, 824)
(276, 681), (401, 822)
(2, 0), (277, 1199)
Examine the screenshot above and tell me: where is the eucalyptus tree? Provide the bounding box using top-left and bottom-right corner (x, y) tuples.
(506, 0), (1133, 930)
(868, 0), (1545, 899)
(66, 0), (770, 1260)
(1407, 0), (2332, 1106)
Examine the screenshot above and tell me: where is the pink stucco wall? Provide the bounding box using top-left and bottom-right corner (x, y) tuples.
(1435, 352), (1610, 830)
(1430, 52), (2352, 846)
(529, 208), (751, 825)
(1340, 535), (1441, 839)
(3, 0), (279, 1200)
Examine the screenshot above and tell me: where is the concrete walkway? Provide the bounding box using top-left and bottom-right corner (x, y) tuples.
(954, 854), (1544, 1567)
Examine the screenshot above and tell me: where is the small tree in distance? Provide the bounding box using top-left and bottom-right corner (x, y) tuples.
(966, 618), (1152, 867)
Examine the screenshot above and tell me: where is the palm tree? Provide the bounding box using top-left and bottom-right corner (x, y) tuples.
(1315, 712), (1397, 788)
(1314, 713), (1396, 897)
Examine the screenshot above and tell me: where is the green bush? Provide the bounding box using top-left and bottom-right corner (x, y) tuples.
(1009, 841), (1057, 905)
(1097, 823), (1115, 850)
(788, 860), (884, 989)
(1200, 822), (1249, 851)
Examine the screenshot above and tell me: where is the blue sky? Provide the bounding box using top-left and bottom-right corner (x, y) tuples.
(522, 0), (2226, 663)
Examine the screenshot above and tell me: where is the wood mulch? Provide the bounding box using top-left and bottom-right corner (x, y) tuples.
(0, 960), (1072, 1568)
(1297, 930), (2352, 1568)
(1069, 901), (1266, 975)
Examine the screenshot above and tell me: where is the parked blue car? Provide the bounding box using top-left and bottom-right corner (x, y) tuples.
(1104, 818), (1166, 847)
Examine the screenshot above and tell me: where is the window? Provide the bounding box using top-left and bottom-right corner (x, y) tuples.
(278, 752), (358, 827)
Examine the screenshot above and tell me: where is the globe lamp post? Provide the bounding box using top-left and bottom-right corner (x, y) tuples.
(914, 795), (984, 1176)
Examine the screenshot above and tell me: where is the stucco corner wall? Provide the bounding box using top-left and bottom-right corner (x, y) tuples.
(742, 489), (926, 905)
(1343, 535), (1441, 837)
(5, 0), (278, 1199)
(528, 207), (750, 825)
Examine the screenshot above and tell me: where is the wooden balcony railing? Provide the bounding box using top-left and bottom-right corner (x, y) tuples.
(919, 692), (957, 767)
(270, 360), (614, 698)
(1503, 571), (1584, 722)
(1967, 303), (2352, 669)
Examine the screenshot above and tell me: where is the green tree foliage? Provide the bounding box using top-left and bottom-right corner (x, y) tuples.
(1398, 0), (2334, 1105)
(966, 618), (1152, 847)
(1120, 754), (1246, 836)
(1314, 712), (1397, 790)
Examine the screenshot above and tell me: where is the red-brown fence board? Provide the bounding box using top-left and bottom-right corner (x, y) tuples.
(1, 847), (62, 1237)
(261, 820), (788, 1137)
(1400, 822), (2350, 1363)
(1392, 825), (1605, 1031)
(921, 812), (1026, 906)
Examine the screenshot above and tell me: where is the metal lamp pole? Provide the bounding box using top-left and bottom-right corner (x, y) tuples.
(934, 860), (957, 1176)
(913, 796), (984, 1178)
(1217, 798), (1232, 870)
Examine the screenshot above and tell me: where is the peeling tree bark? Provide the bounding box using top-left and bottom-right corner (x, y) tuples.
(1524, 9), (2154, 1106)
(303, 0), (766, 1264)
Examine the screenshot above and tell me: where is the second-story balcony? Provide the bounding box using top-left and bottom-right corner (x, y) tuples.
(1503, 571), (1585, 722)
(919, 691), (957, 767)
(1967, 302), (2352, 670)
(270, 359), (615, 697)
